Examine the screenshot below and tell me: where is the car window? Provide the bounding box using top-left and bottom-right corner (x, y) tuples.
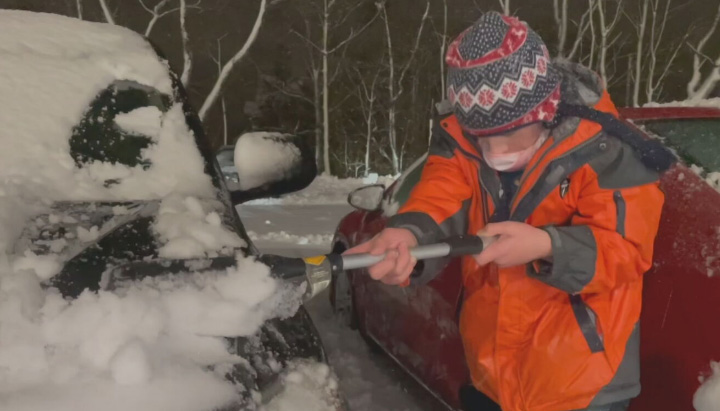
(216, 148), (235, 168)
(634, 118), (720, 172)
(390, 154), (427, 206)
(70, 80), (172, 175)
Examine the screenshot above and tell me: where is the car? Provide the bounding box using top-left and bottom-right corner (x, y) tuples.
(0, 10), (342, 411)
(330, 105), (720, 411)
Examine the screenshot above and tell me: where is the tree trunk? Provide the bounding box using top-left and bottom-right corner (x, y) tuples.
(633, 0), (648, 107)
(322, 0), (331, 175)
(199, 0), (267, 121)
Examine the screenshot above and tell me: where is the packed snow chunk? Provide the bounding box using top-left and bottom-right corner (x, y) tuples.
(77, 225), (100, 242)
(110, 339), (152, 385)
(154, 195), (245, 259)
(248, 231), (334, 246)
(234, 132), (301, 191)
(695, 362), (720, 411)
(264, 360), (342, 411)
(12, 250), (62, 280)
(114, 106), (163, 139)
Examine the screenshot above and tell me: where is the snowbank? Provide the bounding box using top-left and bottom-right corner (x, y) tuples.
(644, 98), (720, 109)
(245, 174), (396, 206)
(234, 132), (302, 191)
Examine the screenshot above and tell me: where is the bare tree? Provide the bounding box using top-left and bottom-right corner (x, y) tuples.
(595, 0), (624, 85)
(498, 0), (510, 15)
(98, 0), (115, 24)
(554, 0), (568, 57)
(554, 0), (593, 60)
(199, 0), (267, 121)
(644, 0), (685, 103)
(293, 0), (380, 175)
(632, 0), (649, 106)
(211, 37), (230, 146)
(587, 0), (596, 69)
(380, 0), (430, 174)
(179, 0), (192, 86)
(76, 0), (83, 19)
(138, 0), (172, 37)
(354, 66), (381, 176)
(687, 2), (720, 100)
(435, 0), (449, 98)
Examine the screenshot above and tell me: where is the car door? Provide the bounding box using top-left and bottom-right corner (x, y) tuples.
(358, 155), (470, 409)
(623, 116), (720, 411)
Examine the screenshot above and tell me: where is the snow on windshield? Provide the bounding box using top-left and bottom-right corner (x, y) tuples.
(0, 10), (212, 206)
(234, 132), (302, 191)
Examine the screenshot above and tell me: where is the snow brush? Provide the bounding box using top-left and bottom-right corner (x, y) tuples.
(260, 234), (496, 301)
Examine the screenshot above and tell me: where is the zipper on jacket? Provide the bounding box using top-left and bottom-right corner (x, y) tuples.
(613, 190), (626, 238)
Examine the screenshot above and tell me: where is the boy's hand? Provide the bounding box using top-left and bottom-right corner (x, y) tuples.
(344, 228), (419, 286)
(473, 222), (552, 268)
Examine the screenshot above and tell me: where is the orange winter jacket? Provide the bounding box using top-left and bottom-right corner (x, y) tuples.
(387, 63), (669, 411)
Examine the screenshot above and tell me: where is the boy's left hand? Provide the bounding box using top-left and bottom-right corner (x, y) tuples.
(474, 222), (552, 268)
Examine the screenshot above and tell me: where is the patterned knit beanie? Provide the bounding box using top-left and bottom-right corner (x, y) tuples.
(446, 12), (561, 137)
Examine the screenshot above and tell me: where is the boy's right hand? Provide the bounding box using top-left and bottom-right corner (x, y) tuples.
(343, 228), (419, 286)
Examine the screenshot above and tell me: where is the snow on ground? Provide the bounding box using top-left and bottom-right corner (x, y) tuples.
(644, 98), (720, 109)
(237, 175), (445, 411)
(245, 174), (395, 206)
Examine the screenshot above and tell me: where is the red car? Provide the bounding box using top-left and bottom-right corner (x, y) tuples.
(330, 106), (720, 411)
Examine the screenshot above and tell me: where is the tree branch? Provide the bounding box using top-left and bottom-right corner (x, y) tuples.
(199, 0), (267, 121)
(395, 1), (430, 98)
(98, 0), (115, 24)
(327, 7), (381, 55)
(180, 0), (192, 86)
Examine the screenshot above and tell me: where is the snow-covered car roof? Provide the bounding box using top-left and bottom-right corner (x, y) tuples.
(0, 10), (212, 204)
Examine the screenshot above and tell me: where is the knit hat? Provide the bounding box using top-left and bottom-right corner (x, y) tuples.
(446, 12), (561, 137)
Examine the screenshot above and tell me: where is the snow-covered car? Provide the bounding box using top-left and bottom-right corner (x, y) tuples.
(330, 106), (720, 411)
(0, 10), (343, 411)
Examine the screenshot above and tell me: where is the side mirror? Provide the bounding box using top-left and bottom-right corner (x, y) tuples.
(226, 132), (317, 205)
(348, 184), (386, 212)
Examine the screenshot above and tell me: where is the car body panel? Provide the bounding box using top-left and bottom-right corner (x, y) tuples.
(332, 107), (720, 410)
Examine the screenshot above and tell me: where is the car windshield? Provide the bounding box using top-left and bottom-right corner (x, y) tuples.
(635, 118), (720, 173)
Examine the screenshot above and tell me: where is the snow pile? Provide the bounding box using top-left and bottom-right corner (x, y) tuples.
(644, 98), (720, 109)
(694, 362), (720, 411)
(264, 360), (342, 411)
(248, 231), (334, 246)
(154, 195), (245, 259)
(234, 132), (301, 191)
(0, 253), (308, 411)
(0, 10), (213, 203)
(246, 174), (395, 206)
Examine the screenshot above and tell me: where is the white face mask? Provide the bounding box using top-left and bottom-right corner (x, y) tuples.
(482, 131), (549, 172)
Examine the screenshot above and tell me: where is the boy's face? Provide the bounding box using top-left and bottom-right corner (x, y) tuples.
(475, 123), (546, 155)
